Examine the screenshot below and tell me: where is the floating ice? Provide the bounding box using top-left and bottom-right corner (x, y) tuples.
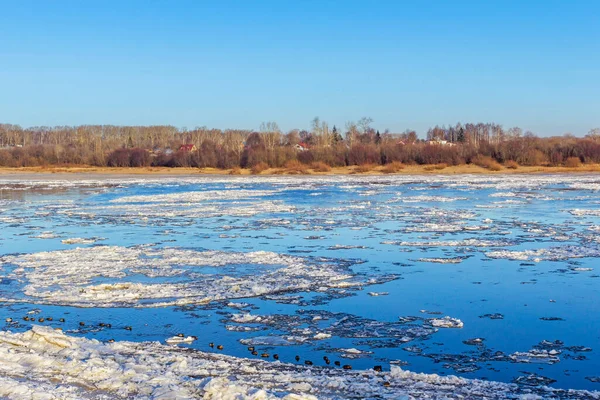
(486, 245), (600, 261)
(430, 317), (464, 328)
(61, 237), (104, 244)
(510, 349), (560, 364)
(418, 257), (464, 264)
(231, 313), (264, 323)
(240, 336), (294, 346)
(405, 223), (473, 233)
(110, 189), (280, 204)
(4, 174), (600, 392)
(32, 231), (60, 239)
(513, 373), (557, 386)
(165, 335), (196, 344)
(313, 332), (331, 340)
(0, 246), (369, 307)
(0, 323), (571, 399)
(395, 195), (467, 203)
(327, 244), (368, 250)
(384, 238), (514, 248)
(479, 313), (504, 320)
(337, 347), (373, 358)
(463, 338), (485, 346)
(570, 209), (600, 217)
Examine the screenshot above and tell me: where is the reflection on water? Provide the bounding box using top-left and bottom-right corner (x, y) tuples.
(1, 174), (600, 390)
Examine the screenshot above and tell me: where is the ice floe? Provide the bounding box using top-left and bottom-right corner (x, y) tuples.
(383, 238), (514, 248)
(165, 335), (197, 345)
(61, 237), (104, 244)
(32, 231), (60, 239)
(0, 326), (597, 400)
(0, 246), (373, 307)
(109, 189), (280, 204)
(510, 349), (561, 364)
(429, 317), (464, 328)
(486, 246), (600, 261)
(417, 257), (464, 264)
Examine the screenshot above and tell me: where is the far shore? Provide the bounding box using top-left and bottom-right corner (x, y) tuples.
(2, 164), (600, 177)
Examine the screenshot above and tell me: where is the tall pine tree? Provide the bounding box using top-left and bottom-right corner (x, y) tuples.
(332, 125), (343, 143)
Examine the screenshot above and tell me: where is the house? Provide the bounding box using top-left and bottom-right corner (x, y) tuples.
(428, 139), (455, 147)
(294, 142), (309, 152)
(178, 144), (197, 152)
(150, 147), (174, 157)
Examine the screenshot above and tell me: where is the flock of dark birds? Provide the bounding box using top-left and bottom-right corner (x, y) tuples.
(17, 316), (133, 331)
(9, 316), (388, 377)
(208, 341), (379, 372)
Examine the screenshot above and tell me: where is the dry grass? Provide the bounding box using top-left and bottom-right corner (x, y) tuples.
(229, 167), (242, 175)
(380, 161), (405, 174)
(353, 164), (376, 173)
(310, 161), (331, 173)
(423, 163), (448, 171)
(250, 162), (269, 175)
(564, 157), (582, 168)
(504, 160), (519, 169)
(284, 160), (309, 174)
(6, 163), (600, 177)
(472, 155), (503, 171)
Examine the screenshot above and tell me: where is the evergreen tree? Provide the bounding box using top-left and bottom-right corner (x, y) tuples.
(457, 127), (465, 143)
(332, 125), (343, 143)
(375, 130), (381, 144)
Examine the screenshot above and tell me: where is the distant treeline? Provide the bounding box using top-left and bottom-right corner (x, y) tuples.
(1, 120), (600, 169)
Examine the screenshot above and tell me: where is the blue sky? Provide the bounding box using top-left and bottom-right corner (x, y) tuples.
(0, 0), (598, 136)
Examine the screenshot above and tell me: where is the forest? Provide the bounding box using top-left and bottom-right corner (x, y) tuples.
(1, 118), (600, 171)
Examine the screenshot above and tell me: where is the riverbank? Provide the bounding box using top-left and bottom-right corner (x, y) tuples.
(2, 163), (600, 176)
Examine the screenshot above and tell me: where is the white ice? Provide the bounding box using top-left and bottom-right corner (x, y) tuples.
(4, 325), (583, 399)
(0, 246), (360, 308)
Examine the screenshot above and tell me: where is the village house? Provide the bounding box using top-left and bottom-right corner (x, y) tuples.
(428, 138), (455, 146)
(293, 142), (309, 152)
(150, 147), (174, 156)
(178, 144), (197, 152)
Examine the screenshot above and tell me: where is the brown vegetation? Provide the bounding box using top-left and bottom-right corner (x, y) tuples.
(310, 161), (331, 173)
(250, 162), (269, 175)
(5, 162), (600, 177)
(1, 122), (599, 173)
(472, 155), (502, 171)
(380, 161), (405, 173)
(353, 164), (376, 173)
(564, 157), (582, 168)
(424, 163), (448, 171)
(284, 160), (308, 174)
(504, 160), (519, 169)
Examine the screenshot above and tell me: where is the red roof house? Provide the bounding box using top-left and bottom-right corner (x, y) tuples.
(178, 144), (197, 152)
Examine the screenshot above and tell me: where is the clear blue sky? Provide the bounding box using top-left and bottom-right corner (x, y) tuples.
(1, 0), (598, 136)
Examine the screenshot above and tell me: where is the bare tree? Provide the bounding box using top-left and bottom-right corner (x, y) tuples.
(586, 128), (600, 140)
(260, 121), (281, 150)
(345, 121), (360, 146)
(357, 117), (373, 134)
